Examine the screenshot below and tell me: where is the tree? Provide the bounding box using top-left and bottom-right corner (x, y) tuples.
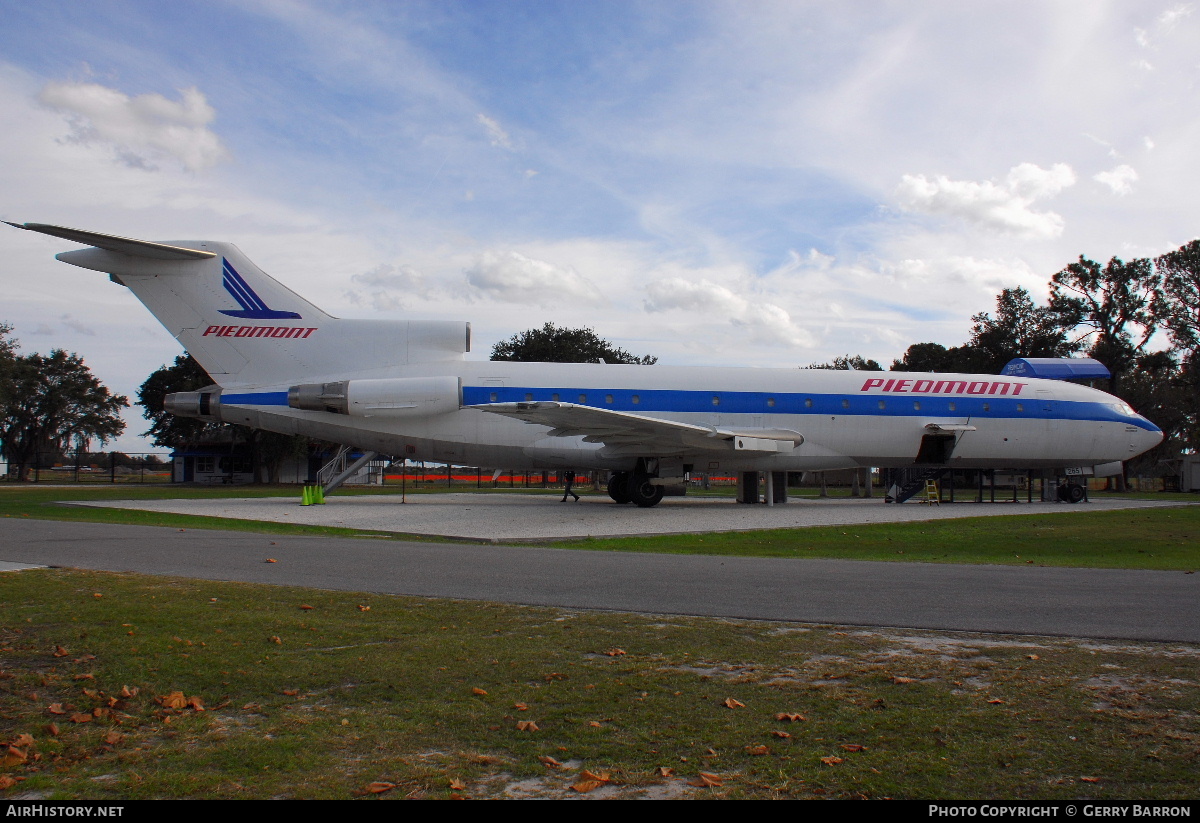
(490, 322), (657, 364)
(890, 342), (979, 373)
(138, 353), (222, 447)
(139, 354), (316, 483)
(805, 354), (883, 370)
(965, 287), (1079, 374)
(1, 346), (128, 479)
(1049, 255), (1156, 391)
(1154, 239), (1200, 364)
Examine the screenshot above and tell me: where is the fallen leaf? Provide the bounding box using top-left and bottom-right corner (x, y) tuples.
(513, 702), (528, 711)
(104, 731), (123, 745)
(158, 691), (187, 709)
(449, 778), (467, 790)
(771, 731), (791, 739)
(657, 766), (674, 777)
(264, 559), (277, 563)
(93, 593), (103, 598)
(0, 775), (26, 790)
(282, 690), (299, 697)
(688, 772), (723, 787)
(357, 605), (371, 612)
(987, 698), (1006, 705)
(69, 713), (92, 724)
(472, 687), (488, 696)
(1081, 776), (1101, 783)
(73, 674), (95, 681)
(604, 648), (627, 656)
(539, 755), (563, 769)
(53, 646), (69, 658)
(119, 686), (138, 698)
(841, 744), (867, 752)
(722, 698), (745, 709)
(588, 721), (602, 727)
(571, 779), (603, 794)
(299, 605), (314, 610)
(46, 724), (59, 737)
(269, 636), (282, 645)
(821, 756), (844, 766)
(775, 712), (806, 722)
(365, 782), (395, 794)
(47, 704), (67, 715)
(11, 734), (34, 748)
(1027, 654), (1040, 660)
(515, 720), (540, 732)
(186, 696), (205, 711)
(745, 745), (770, 756)
(892, 676), (914, 684)
(3, 747), (27, 767)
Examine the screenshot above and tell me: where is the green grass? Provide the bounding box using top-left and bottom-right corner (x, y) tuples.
(2, 569), (1197, 799)
(3, 484), (1198, 569)
(552, 507), (1200, 570)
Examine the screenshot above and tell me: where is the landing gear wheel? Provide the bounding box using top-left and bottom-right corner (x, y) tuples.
(626, 474), (665, 508)
(1059, 483), (1086, 504)
(607, 472), (632, 504)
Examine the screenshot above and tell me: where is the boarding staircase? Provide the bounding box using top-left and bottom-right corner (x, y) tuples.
(316, 445), (383, 495)
(885, 467), (949, 504)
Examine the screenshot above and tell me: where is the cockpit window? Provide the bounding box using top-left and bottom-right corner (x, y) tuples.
(1112, 403), (1136, 416)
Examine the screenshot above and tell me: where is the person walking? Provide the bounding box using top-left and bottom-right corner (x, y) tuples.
(561, 470), (580, 502)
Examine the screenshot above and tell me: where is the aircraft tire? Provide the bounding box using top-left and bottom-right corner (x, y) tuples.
(608, 472), (632, 504)
(1065, 484), (1086, 504)
(626, 474), (665, 508)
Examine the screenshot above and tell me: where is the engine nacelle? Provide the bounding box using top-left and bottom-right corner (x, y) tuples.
(163, 387), (223, 421)
(288, 376), (461, 418)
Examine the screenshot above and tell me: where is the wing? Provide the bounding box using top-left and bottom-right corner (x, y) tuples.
(470, 401), (803, 456)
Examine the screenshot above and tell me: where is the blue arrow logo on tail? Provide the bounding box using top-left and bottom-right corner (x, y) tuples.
(218, 258), (302, 320)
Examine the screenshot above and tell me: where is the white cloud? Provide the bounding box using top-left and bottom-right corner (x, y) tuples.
(466, 251), (605, 307)
(477, 113), (512, 149)
(896, 163), (1076, 238)
(60, 314), (96, 336)
(643, 277), (811, 347)
(1094, 164), (1138, 195)
(37, 82), (228, 172)
(1159, 4), (1194, 27)
(344, 263), (430, 311)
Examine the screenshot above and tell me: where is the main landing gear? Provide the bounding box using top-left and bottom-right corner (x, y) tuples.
(606, 470), (665, 508)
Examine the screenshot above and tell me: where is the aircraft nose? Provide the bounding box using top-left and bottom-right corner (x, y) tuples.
(1132, 421), (1163, 457)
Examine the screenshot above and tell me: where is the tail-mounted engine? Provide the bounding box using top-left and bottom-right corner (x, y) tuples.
(288, 375), (461, 418)
(163, 386), (223, 421)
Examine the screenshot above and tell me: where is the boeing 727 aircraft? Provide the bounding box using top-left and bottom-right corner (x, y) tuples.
(10, 222), (1164, 507)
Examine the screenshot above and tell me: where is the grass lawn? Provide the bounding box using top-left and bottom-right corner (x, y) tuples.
(2, 569), (1197, 800)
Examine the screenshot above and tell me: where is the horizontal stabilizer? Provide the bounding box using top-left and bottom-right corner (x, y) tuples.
(6, 222), (215, 261)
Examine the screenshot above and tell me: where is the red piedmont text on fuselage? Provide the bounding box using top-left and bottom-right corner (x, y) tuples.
(202, 325), (317, 339)
(860, 378), (1028, 395)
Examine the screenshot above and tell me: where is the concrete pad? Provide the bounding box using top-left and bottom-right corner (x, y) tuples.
(69, 492), (1192, 542)
(0, 561), (48, 571)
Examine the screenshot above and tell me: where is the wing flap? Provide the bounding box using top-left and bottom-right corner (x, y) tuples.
(470, 401), (802, 455)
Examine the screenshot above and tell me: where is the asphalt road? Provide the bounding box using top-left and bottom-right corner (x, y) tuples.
(3, 518), (1197, 642)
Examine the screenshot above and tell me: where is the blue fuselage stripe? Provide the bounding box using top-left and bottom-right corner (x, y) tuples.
(218, 386), (1160, 432)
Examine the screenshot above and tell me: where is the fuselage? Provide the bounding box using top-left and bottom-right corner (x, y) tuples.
(214, 360), (1163, 474)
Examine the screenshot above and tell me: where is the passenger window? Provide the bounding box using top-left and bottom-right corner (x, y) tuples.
(878, 400), (886, 410)
(767, 398), (775, 407)
(525, 393), (533, 401)
(552, 393), (560, 402)
(712, 396), (720, 406)
(948, 402), (956, 412)
(841, 399), (850, 409)
(632, 394), (640, 404)
(605, 394), (613, 404)
(805, 398), (813, 408)
(913, 401), (920, 411)
(489, 392), (498, 402)
(578, 394), (587, 403)
(1016, 403), (1024, 412)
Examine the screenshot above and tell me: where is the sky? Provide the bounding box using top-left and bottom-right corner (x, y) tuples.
(2, 0), (1199, 452)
